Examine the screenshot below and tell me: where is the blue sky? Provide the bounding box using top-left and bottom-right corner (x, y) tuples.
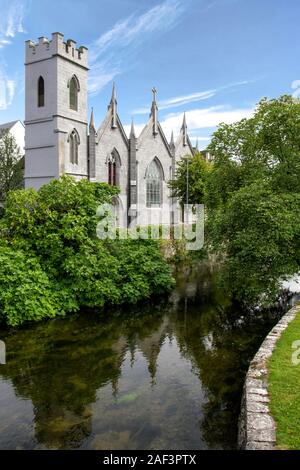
(0, 0), (299, 148)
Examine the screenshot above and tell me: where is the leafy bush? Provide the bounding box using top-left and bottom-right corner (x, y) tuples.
(0, 245), (68, 326)
(0, 176), (174, 326)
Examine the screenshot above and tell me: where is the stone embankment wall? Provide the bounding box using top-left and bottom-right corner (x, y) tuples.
(238, 304), (300, 450)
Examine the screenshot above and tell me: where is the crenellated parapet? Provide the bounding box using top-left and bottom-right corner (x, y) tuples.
(25, 32), (88, 69)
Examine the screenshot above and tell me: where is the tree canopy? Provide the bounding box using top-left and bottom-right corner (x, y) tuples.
(171, 95), (300, 306)
(206, 95), (300, 210)
(206, 95), (300, 305)
(168, 152), (211, 207)
(0, 130), (24, 202)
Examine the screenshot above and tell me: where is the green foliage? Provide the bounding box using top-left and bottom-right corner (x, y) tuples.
(0, 176), (174, 326)
(169, 152), (211, 206)
(0, 245), (66, 326)
(205, 96), (300, 305)
(106, 239), (175, 303)
(206, 95), (300, 210)
(0, 130), (24, 202)
(210, 183), (300, 304)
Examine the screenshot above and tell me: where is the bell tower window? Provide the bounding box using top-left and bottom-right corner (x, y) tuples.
(38, 76), (45, 107)
(69, 75), (79, 111)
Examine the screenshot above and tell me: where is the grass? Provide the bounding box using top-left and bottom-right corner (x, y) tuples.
(268, 305), (300, 450)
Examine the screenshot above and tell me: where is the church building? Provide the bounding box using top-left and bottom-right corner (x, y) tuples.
(24, 33), (194, 226)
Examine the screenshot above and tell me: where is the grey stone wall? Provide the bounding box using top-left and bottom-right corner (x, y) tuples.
(175, 131), (194, 163)
(25, 33), (89, 189)
(238, 303), (300, 450)
(94, 111), (129, 227)
(136, 119), (173, 225)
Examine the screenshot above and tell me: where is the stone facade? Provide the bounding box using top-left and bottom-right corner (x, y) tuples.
(24, 33), (194, 225)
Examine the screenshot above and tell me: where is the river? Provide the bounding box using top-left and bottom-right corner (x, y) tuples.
(0, 262), (297, 450)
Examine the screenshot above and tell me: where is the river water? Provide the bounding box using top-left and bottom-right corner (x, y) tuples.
(0, 262), (297, 450)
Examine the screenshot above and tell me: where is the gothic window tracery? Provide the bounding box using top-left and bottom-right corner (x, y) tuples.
(146, 158), (163, 207)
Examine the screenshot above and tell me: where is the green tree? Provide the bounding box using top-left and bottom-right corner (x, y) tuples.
(206, 95), (300, 210)
(0, 130), (24, 202)
(210, 183), (300, 304)
(169, 152), (211, 207)
(205, 95), (300, 305)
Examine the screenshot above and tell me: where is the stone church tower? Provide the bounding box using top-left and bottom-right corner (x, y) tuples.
(24, 33), (195, 225)
(24, 33), (89, 189)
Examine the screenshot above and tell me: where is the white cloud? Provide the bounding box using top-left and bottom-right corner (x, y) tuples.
(0, 39), (11, 49)
(89, 62), (121, 96)
(89, 0), (184, 62)
(0, 0), (27, 39)
(6, 80), (15, 103)
(134, 90), (216, 114)
(190, 136), (212, 150)
(0, 0), (28, 110)
(123, 105), (254, 145)
(123, 123), (147, 139)
(160, 106), (254, 137)
(190, 136), (211, 142)
(88, 0), (186, 95)
(5, 5), (26, 37)
(133, 80), (252, 114)
(0, 76), (16, 110)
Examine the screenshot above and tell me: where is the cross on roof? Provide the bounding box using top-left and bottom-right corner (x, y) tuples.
(152, 87), (157, 102)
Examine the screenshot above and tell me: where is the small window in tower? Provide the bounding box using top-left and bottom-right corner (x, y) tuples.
(69, 76), (79, 111)
(38, 76), (45, 107)
(69, 129), (79, 165)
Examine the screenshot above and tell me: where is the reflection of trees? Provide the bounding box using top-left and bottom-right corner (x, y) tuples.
(0, 261), (282, 450)
(0, 310), (165, 449)
(168, 261), (282, 449)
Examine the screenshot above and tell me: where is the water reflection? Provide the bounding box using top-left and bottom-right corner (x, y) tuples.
(0, 262), (295, 450)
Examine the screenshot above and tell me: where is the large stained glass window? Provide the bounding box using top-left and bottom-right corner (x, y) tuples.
(146, 159), (162, 207)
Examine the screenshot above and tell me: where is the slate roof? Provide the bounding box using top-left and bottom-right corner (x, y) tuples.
(0, 120), (23, 131)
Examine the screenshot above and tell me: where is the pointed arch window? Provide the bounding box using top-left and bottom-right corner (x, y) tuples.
(108, 160), (115, 186)
(146, 158), (163, 207)
(69, 129), (80, 165)
(107, 149), (121, 186)
(69, 75), (80, 111)
(38, 76), (45, 107)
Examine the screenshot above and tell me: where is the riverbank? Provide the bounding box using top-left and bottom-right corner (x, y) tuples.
(238, 302), (300, 450)
(268, 306), (300, 449)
